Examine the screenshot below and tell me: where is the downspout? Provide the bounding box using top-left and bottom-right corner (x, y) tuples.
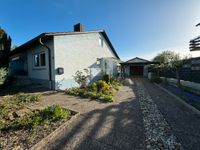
(39, 37), (53, 90)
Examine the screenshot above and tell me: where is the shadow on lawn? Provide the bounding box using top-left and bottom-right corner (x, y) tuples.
(47, 84), (145, 150)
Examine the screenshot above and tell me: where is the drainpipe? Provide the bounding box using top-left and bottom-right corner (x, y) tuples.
(39, 37), (53, 90)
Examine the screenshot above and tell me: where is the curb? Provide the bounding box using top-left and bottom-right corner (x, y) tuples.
(30, 111), (80, 150)
(154, 83), (200, 116)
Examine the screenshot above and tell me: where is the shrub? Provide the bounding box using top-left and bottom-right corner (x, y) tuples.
(96, 80), (110, 92)
(149, 74), (161, 84)
(73, 69), (90, 87)
(102, 74), (110, 83)
(41, 105), (70, 121)
(2, 105), (71, 130)
(65, 79), (121, 102)
(13, 93), (41, 103)
(87, 82), (97, 92)
(65, 87), (80, 96)
(102, 95), (113, 102)
(0, 68), (8, 85)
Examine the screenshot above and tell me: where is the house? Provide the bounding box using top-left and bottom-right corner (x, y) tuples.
(120, 57), (156, 77)
(9, 23), (120, 90)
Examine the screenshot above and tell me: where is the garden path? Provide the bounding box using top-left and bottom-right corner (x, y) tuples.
(30, 78), (200, 150)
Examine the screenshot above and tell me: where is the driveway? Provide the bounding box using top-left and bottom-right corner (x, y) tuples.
(31, 78), (200, 150)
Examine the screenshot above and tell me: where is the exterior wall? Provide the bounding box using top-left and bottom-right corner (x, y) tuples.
(26, 39), (55, 88)
(54, 32), (118, 90)
(143, 65), (149, 77)
(124, 66), (130, 77)
(9, 53), (28, 76)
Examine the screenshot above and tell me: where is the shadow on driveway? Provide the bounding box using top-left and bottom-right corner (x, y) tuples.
(46, 84), (145, 150)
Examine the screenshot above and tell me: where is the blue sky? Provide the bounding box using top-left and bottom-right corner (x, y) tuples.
(1, 0), (200, 60)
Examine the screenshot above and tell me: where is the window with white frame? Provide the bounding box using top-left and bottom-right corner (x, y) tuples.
(33, 52), (46, 67)
(99, 37), (103, 47)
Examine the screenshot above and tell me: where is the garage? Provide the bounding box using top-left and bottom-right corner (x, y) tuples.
(120, 57), (157, 77)
(130, 65), (144, 76)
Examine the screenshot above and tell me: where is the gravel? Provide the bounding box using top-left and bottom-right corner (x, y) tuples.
(134, 79), (183, 150)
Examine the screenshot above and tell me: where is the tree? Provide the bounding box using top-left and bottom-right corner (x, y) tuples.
(152, 51), (174, 80)
(169, 53), (190, 87)
(0, 27), (11, 51)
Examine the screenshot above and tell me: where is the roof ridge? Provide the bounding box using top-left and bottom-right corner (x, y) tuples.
(126, 57), (150, 62)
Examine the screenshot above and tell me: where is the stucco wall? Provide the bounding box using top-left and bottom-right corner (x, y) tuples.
(26, 39), (54, 88)
(54, 32), (118, 90)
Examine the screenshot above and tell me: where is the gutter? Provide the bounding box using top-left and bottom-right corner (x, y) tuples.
(39, 37), (53, 90)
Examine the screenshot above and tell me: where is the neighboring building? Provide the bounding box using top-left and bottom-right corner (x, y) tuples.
(190, 36), (200, 51)
(9, 24), (120, 90)
(120, 57), (156, 77)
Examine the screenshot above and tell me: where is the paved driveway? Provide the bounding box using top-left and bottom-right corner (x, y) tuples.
(31, 78), (200, 150)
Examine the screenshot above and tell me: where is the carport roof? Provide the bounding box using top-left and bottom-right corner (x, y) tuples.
(120, 57), (158, 65)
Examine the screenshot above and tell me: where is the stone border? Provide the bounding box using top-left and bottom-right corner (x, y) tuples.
(30, 110), (80, 150)
(154, 83), (200, 116)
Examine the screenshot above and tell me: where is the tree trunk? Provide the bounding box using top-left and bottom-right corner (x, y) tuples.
(176, 68), (181, 87)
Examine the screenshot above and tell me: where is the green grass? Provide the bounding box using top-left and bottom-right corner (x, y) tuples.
(1, 105), (71, 131)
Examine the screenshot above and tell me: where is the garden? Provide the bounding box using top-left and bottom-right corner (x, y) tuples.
(65, 72), (121, 102)
(65, 79), (121, 102)
(0, 93), (75, 149)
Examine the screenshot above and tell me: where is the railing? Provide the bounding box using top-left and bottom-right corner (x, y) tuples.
(190, 36), (200, 51)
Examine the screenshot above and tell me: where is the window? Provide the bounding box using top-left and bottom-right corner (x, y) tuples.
(33, 52), (46, 67)
(34, 54), (40, 67)
(99, 37), (103, 47)
(40, 53), (46, 66)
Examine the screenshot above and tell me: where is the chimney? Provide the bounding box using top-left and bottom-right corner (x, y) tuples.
(74, 23), (84, 32)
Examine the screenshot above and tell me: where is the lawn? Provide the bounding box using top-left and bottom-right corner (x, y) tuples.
(0, 93), (75, 149)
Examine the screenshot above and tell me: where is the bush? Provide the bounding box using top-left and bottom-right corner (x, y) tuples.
(41, 105), (70, 121)
(0, 68), (8, 85)
(102, 95), (113, 102)
(2, 105), (71, 130)
(65, 87), (80, 96)
(150, 76), (161, 83)
(102, 74), (110, 83)
(65, 79), (121, 102)
(13, 93), (41, 103)
(73, 69), (90, 87)
(96, 80), (110, 92)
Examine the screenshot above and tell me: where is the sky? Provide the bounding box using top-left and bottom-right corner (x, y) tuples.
(0, 0), (200, 61)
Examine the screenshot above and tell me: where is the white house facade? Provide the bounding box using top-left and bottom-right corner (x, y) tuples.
(9, 24), (120, 90)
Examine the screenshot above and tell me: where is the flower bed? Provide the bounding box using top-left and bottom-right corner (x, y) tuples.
(0, 93), (74, 149)
(65, 80), (121, 102)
